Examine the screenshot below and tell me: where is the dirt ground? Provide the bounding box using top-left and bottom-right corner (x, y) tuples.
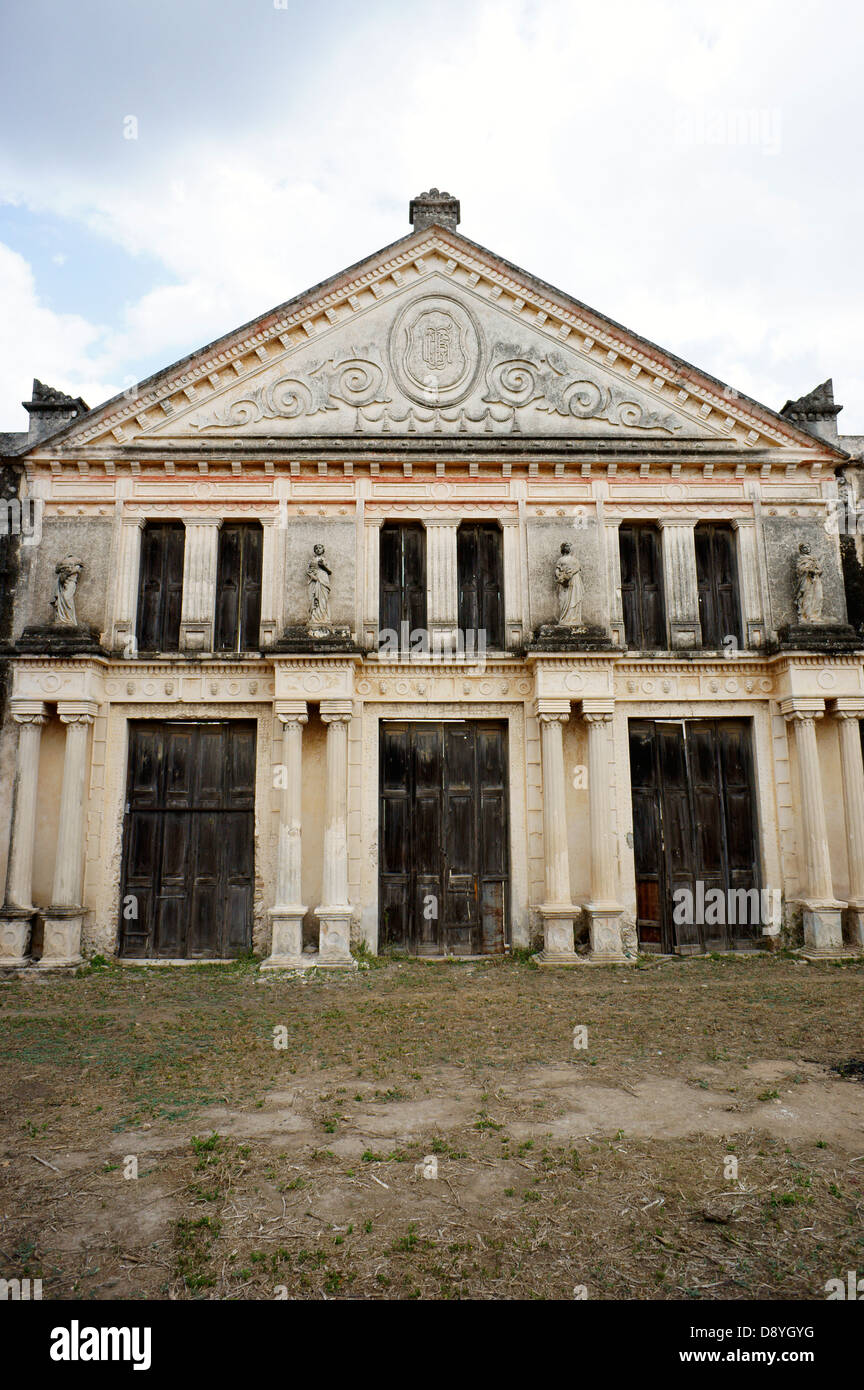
(1, 951), (863, 1301)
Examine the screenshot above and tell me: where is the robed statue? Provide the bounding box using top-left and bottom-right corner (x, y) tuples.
(50, 556), (83, 627)
(306, 543), (332, 626)
(794, 542), (824, 624)
(554, 541), (584, 627)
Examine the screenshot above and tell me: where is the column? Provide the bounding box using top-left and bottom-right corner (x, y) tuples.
(426, 519), (459, 655)
(604, 515), (625, 648)
(533, 700), (581, 964)
(179, 517), (221, 651)
(314, 700), (357, 968)
(112, 514), (145, 653)
(731, 518), (766, 650)
(501, 518), (523, 650)
(39, 703), (97, 968)
(658, 519), (700, 649)
(0, 703), (49, 967)
(258, 515), (278, 649)
(363, 515), (382, 650)
(262, 702), (309, 969)
(781, 698), (844, 953)
(582, 700), (628, 961)
(834, 699), (864, 948)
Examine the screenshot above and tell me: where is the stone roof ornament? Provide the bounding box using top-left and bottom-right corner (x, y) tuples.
(22, 378), (89, 443)
(409, 187), (460, 232)
(780, 378), (842, 443)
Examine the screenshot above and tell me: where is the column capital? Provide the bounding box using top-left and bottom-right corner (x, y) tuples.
(121, 514), (147, 529)
(181, 514), (222, 527)
(780, 697), (825, 722)
(534, 698), (571, 723)
(10, 701), (49, 724)
(657, 516), (698, 530)
(57, 700), (99, 724)
(833, 697), (864, 720)
(320, 699), (353, 723)
(274, 700), (308, 725)
(581, 698), (615, 722)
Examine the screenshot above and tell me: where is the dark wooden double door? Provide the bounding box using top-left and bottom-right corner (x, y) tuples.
(629, 718), (761, 953)
(119, 721), (256, 958)
(379, 721), (509, 955)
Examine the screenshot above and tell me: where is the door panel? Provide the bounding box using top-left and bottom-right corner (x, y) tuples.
(378, 721), (509, 955)
(379, 523), (426, 649)
(458, 524), (504, 649)
(695, 524), (742, 649)
(620, 524), (666, 649)
(629, 719), (760, 953)
(120, 721), (256, 958)
(136, 523), (185, 653)
(215, 523), (263, 652)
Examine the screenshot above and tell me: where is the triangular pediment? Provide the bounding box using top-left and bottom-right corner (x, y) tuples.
(28, 226), (845, 459)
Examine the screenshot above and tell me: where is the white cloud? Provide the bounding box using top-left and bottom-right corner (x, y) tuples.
(2, 0), (864, 428)
(0, 242), (119, 429)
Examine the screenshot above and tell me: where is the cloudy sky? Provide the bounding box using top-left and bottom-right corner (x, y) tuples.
(1, 0), (862, 433)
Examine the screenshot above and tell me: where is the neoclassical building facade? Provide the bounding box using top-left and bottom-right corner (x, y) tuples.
(1, 189), (864, 971)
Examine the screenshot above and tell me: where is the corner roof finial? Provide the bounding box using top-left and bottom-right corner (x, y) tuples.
(409, 187), (460, 232)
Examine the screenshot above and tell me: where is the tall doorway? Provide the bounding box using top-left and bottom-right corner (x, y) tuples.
(379, 721), (509, 955)
(629, 718), (761, 953)
(119, 721), (256, 958)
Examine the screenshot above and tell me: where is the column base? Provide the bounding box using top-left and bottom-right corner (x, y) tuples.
(584, 903), (632, 963)
(0, 909), (35, 968)
(36, 909), (84, 969)
(260, 906), (313, 970)
(843, 902), (864, 949)
(314, 907), (358, 969)
(532, 906), (581, 965)
(800, 899), (845, 956)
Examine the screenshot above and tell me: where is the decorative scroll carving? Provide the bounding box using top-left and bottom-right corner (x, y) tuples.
(196, 348), (390, 429)
(483, 342), (684, 434)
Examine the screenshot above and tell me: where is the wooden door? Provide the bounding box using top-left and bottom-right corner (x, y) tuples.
(119, 721), (256, 958)
(458, 523), (504, 649)
(619, 524), (666, 649)
(136, 522), (185, 652)
(379, 721), (509, 955)
(695, 524), (742, 649)
(379, 523), (426, 650)
(214, 523), (263, 652)
(628, 719), (760, 953)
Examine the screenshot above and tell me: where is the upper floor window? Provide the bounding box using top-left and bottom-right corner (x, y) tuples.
(619, 524), (666, 649)
(457, 523), (504, 649)
(379, 523), (426, 651)
(695, 523), (742, 649)
(136, 521), (184, 653)
(214, 522), (263, 652)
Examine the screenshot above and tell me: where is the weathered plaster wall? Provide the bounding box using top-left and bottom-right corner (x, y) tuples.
(525, 519), (604, 631)
(16, 517), (115, 636)
(283, 519), (356, 630)
(761, 516), (847, 630)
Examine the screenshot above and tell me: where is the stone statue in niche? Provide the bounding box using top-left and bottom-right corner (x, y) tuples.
(50, 556), (83, 626)
(305, 543), (332, 627)
(794, 542), (824, 624)
(554, 541), (584, 627)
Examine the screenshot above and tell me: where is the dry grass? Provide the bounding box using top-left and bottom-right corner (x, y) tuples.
(0, 952), (862, 1300)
